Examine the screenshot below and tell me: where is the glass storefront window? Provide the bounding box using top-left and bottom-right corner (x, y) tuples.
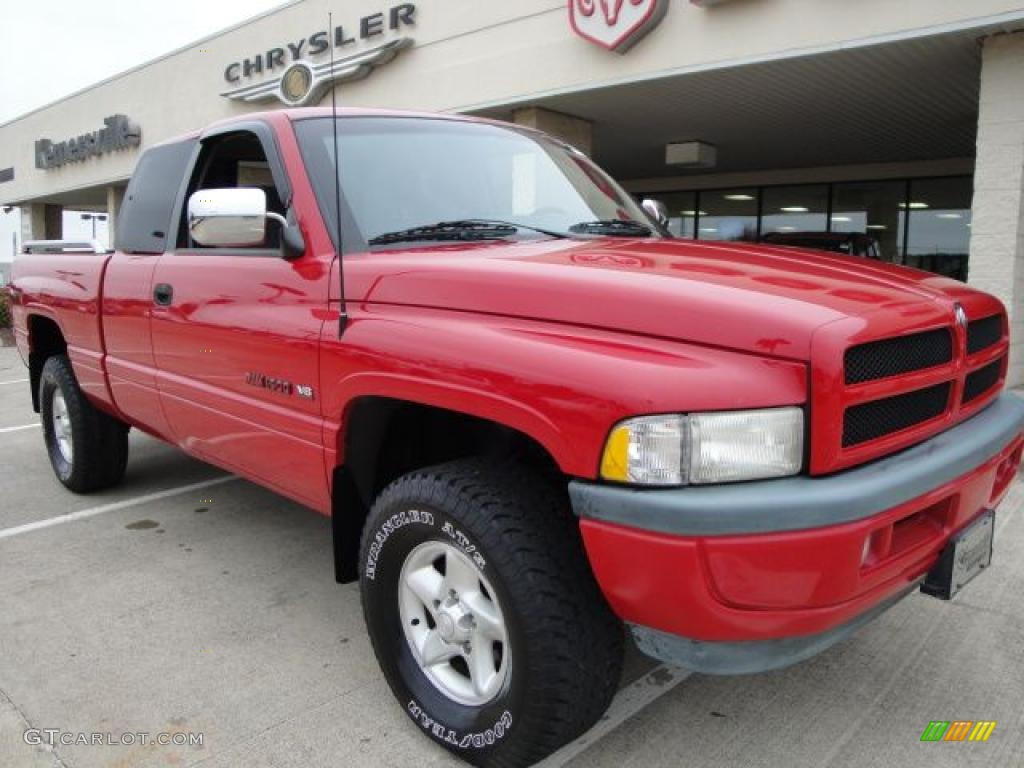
(905, 177), (973, 281)
(698, 188), (758, 241)
(639, 175), (973, 282)
(831, 180), (907, 264)
(761, 185), (828, 236)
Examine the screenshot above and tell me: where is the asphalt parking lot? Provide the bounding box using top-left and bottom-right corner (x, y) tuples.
(1, 343), (1023, 768)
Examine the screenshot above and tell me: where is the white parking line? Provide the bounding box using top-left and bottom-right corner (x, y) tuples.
(535, 664), (692, 767)
(0, 378), (29, 385)
(0, 423), (39, 434)
(0, 476), (238, 541)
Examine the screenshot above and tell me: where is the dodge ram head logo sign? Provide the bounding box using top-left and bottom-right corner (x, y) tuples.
(569, 0), (670, 53)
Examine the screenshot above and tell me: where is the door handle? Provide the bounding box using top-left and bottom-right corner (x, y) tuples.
(153, 283), (174, 306)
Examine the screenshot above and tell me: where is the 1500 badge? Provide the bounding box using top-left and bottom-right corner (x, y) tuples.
(245, 372), (315, 400)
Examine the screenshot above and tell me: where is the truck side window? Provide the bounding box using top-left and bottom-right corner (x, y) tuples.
(178, 132), (287, 251)
(119, 139), (197, 254)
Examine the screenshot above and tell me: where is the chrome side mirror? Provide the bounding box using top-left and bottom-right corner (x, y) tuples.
(188, 187), (304, 258)
(642, 198), (670, 230)
(188, 188), (285, 248)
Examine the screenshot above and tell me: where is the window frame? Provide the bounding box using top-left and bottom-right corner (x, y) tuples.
(169, 121), (294, 258)
(117, 137), (198, 255)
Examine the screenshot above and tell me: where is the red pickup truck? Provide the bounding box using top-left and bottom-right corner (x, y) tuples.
(10, 108), (1024, 767)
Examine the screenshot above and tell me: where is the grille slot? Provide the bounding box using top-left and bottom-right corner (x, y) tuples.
(843, 383), (951, 448)
(844, 328), (953, 385)
(962, 359), (1003, 405)
(967, 315), (1003, 355)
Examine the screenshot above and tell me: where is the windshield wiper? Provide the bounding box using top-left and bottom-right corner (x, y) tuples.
(569, 220), (653, 237)
(368, 219), (566, 246)
(458, 219), (568, 239)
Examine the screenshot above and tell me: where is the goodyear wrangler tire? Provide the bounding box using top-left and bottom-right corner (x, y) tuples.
(359, 460), (624, 767)
(39, 355), (129, 493)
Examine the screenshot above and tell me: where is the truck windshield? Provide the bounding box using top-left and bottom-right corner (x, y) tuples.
(294, 116), (658, 248)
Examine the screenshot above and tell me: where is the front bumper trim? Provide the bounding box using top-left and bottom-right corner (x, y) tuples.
(571, 393), (1024, 537)
(630, 581), (921, 675)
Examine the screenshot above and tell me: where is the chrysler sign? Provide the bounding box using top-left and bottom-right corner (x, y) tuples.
(221, 4), (416, 107)
(569, 0), (670, 53)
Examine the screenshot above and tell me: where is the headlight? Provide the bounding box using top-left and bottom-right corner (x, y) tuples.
(600, 407), (804, 486)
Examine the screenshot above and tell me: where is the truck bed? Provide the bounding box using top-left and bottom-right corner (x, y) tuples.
(12, 250), (113, 409)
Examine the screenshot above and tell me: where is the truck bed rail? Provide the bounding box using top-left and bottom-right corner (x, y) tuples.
(22, 240), (109, 254)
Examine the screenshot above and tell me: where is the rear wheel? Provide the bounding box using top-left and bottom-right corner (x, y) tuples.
(360, 460), (624, 767)
(39, 355), (129, 493)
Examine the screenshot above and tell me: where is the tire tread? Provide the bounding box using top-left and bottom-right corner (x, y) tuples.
(40, 355), (129, 493)
(361, 459), (624, 767)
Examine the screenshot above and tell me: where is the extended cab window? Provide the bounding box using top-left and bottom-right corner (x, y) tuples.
(178, 132), (287, 251)
(118, 139), (197, 254)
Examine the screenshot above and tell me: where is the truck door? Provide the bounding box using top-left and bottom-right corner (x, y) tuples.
(150, 123), (332, 510)
(102, 138), (196, 440)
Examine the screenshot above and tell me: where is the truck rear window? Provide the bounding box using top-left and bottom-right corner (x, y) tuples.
(118, 139), (196, 253)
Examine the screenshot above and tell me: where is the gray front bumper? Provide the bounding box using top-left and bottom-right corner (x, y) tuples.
(570, 393), (1024, 537)
(630, 581), (922, 675)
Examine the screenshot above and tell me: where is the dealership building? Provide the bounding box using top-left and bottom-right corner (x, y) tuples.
(2, 0), (1024, 378)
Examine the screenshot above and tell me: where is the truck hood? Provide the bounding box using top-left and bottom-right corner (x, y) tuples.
(349, 237), (975, 360)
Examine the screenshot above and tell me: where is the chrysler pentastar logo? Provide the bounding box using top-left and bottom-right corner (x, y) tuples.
(569, 0), (670, 53)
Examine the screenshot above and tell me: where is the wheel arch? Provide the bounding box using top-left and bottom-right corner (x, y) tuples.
(26, 313), (68, 412)
(331, 395), (569, 584)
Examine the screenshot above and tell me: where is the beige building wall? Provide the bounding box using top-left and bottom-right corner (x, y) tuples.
(968, 31), (1024, 385)
(2, 0), (1024, 205)
(6, 0), (1024, 383)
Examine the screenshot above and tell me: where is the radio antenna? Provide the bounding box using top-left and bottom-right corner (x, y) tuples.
(329, 12), (349, 336)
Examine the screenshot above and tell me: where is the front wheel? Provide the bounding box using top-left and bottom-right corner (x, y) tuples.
(39, 355), (129, 493)
(360, 460), (624, 767)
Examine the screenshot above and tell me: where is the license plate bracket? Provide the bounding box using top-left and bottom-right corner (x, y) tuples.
(921, 510), (995, 600)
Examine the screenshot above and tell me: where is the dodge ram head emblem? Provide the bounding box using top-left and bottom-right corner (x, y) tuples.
(569, 0), (670, 53)
(954, 303), (968, 330)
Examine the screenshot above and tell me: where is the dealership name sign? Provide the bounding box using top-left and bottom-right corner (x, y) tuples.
(35, 115), (141, 170)
(221, 4), (416, 107)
